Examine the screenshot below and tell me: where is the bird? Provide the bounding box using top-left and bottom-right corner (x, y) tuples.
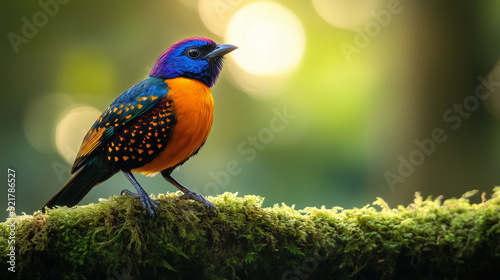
(42, 37), (237, 217)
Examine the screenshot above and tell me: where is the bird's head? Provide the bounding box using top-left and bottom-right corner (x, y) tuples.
(149, 37), (237, 88)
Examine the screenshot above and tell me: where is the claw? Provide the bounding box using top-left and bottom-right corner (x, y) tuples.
(162, 173), (218, 215)
(179, 191), (218, 214)
(121, 188), (159, 218)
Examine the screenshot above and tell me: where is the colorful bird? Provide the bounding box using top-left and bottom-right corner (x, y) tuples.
(42, 37), (237, 217)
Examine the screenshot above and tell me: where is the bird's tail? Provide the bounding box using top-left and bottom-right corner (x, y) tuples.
(42, 162), (113, 210)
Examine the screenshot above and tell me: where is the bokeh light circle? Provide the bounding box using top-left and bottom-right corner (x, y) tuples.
(225, 61), (293, 99)
(225, 1), (305, 76)
(483, 60), (500, 119)
(198, 0), (250, 36)
(312, 0), (383, 30)
(55, 105), (101, 163)
(24, 93), (74, 153)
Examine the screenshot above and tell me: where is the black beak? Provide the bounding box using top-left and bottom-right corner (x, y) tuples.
(206, 44), (238, 59)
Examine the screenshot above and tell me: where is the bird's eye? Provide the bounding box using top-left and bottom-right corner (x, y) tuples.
(187, 47), (200, 58)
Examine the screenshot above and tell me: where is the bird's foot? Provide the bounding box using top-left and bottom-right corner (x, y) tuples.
(179, 191), (218, 214)
(121, 189), (159, 218)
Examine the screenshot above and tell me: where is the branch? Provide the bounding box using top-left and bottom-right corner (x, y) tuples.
(1, 188), (499, 279)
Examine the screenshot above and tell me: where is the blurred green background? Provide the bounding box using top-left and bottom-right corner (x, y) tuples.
(2, 0), (500, 221)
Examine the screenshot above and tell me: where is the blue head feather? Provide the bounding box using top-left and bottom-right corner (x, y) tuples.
(150, 37), (227, 88)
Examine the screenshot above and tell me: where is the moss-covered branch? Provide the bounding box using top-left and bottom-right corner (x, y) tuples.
(1, 188), (500, 279)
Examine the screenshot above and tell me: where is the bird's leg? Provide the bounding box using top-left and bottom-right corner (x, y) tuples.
(121, 170), (159, 218)
(161, 171), (218, 213)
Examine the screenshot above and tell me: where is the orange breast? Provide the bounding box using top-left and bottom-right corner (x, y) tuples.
(132, 77), (214, 175)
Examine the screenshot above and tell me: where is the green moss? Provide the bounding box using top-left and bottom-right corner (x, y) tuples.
(1, 189), (499, 279)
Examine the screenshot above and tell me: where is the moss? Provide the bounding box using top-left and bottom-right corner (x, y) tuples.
(1, 188), (499, 279)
